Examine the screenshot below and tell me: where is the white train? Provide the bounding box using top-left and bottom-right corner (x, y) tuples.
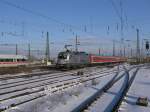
(0, 54), (28, 67)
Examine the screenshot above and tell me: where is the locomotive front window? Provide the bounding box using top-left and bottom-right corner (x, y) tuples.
(58, 53), (68, 59)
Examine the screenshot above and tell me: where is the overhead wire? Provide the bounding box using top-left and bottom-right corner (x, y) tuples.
(108, 0), (122, 20)
(0, 0), (98, 36)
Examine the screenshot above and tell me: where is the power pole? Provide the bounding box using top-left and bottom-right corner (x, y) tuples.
(16, 44), (18, 55)
(119, 49), (121, 56)
(123, 45), (126, 57)
(120, 0), (124, 57)
(90, 17), (93, 33)
(113, 40), (115, 56)
(131, 48), (133, 58)
(45, 32), (50, 61)
(136, 28), (140, 62)
(75, 35), (79, 52)
(28, 43), (31, 61)
(141, 39), (144, 59)
(99, 48), (101, 56)
(127, 41), (130, 57)
(109, 0), (125, 56)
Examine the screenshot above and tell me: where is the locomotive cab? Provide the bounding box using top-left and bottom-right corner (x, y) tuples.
(56, 51), (71, 68)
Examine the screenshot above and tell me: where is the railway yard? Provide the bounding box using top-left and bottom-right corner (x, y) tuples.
(0, 0), (150, 112)
(0, 63), (149, 112)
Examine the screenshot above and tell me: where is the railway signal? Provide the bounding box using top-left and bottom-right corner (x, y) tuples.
(145, 41), (149, 50)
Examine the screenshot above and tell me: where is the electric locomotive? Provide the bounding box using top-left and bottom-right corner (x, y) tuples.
(56, 50), (89, 68)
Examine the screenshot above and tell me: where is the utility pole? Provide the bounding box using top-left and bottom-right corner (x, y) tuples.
(99, 48), (101, 56)
(131, 48), (133, 58)
(127, 44), (129, 58)
(109, 0), (125, 56)
(136, 28), (140, 62)
(113, 40), (115, 56)
(45, 32), (50, 61)
(90, 17), (93, 33)
(119, 49), (121, 56)
(123, 45), (126, 57)
(120, 0), (124, 57)
(75, 35), (79, 52)
(16, 44), (18, 55)
(141, 39), (144, 58)
(28, 43), (31, 61)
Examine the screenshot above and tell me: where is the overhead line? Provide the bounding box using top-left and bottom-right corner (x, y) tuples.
(108, 0), (122, 20)
(0, 0), (105, 38)
(0, 0), (81, 31)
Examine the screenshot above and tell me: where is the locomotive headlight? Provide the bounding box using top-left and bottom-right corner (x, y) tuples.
(66, 54), (70, 60)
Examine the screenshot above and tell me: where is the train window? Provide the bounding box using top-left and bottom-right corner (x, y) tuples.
(74, 52), (78, 55)
(0, 59), (3, 62)
(22, 59), (26, 61)
(10, 59), (13, 62)
(63, 54), (68, 59)
(69, 54), (72, 58)
(6, 59), (13, 62)
(58, 53), (68, 59)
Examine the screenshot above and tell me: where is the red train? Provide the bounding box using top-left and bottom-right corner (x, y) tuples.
(57, 50), (126, 68)
(89, 55), (126, 64)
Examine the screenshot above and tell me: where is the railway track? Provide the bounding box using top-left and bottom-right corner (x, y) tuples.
(0, 66), (109, 80)
(112, 67), (140, 112)
(0, 71), (58, 80)
(0, 67), (108, 85)
(71, 66), (139, 112)
(0, 66), (124, 111)
(0, 68), (115, 93)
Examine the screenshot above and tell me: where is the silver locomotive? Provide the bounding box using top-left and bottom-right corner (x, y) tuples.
(56, 50), (90, 68)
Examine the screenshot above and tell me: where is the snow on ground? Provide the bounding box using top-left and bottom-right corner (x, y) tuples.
(0, 64), (131, 112)
(0, 68), (113, 97)
(4, 68), (118, 112)
(0, 70), (57, 79)
(119, 66), (150, 112)
(86, 70), (128, 112)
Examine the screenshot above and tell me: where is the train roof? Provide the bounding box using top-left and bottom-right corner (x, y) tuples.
(0, 54), (28, 59)
(59, 50), (88, 54)
(72, 51), (88, 54)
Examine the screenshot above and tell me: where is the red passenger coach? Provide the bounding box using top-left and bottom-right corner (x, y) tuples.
(89, 55), (126, 64)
